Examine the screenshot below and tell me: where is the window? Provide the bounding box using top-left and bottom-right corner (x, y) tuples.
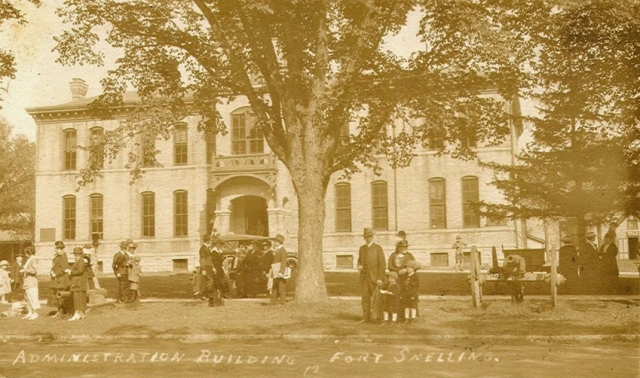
(429, 178), (446, 229)
(63, 195), (76, 240)
(428, 128), (445, 150)
(63, 129), (77, 170)
(174, 190), (188, 237)
(628, 217), (639, 230)
(460, 127), (477, 149)
(430, 253), (449, 267)
(371, 181), (389, 231)
(142, 192), (155, 237)
(142, 132), (156, 167)
(335, 183), (352, 232)
(206, 130), (216, 164)
(462, 176), (480, 228)
(486, 216), (507, 227)
(89, 127), (104, 169)
(89, 194), (103, 240)
(174, 123), (188, 165)
(232, 108), (263, 155)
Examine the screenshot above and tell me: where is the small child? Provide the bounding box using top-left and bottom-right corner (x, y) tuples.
(0, 261), (11, 303)
(401, 260), (421, 323)
(380, 271), (401, 324)
(192, 266), (204, 299)
(128, 255), (142, 301)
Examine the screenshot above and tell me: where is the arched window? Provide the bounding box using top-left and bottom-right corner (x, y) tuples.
(231, 107), (263, 155)
(89, 127), (104, 169)
(174, 190), (188, 236)
(174, 123), (188, 165)
(141, 192), (155, 237)
(371, 181), (388, 231)
(63, 195), (76, 240)
(89, 193), (103, 240)
(63, 129), (77, 170)
(429, 178), (446, 229)
(335, 183), (352, 232)
(461, 176), (479, 228)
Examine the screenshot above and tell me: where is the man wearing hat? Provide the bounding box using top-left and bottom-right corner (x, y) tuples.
(112, 240), (131, 302)
(209, 237), (227, 305)
(395, 231), (407, 253)
(199, 235), (214, 300)
(260, 240), (274, 294)
(452, 235), (467, 272)
(357, 227), (386, 322)
(9, 254), (24, 301)
(558, 235), (580, 292)
(581, 231), (599, 287)
(269, 234), (289, 305)
(50, 241), (71, 317)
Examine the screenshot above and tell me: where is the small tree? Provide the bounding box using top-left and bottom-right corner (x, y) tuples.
(479, 0), (640, 244)
(0, 118), (35, 236)
(55, 0), (518, 302)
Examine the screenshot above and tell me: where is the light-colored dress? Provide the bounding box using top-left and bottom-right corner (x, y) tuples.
(0, 269), (11, 295)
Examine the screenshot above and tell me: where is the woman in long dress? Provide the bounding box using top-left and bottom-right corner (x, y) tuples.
(68, 247), (88, 321)
(21, 247), (40, 320)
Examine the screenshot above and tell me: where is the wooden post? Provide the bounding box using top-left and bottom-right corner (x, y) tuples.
(550, 244), (557, 308)
(470, 245), (481, 308)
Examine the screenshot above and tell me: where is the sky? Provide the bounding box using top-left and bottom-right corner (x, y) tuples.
(0, 2), (533, 142)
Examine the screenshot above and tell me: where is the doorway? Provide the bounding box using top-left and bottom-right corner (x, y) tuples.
(629, 237), (638, 259)
(230, 196), (268, 236)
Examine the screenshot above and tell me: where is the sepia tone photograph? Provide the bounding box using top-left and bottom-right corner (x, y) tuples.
(0, 1), (638, 377)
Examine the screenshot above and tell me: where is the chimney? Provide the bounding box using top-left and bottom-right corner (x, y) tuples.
(69, 78), (88, 101)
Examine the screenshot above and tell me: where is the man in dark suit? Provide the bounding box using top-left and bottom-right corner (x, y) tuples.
(357, 227), (386, 323)
(558, 235), (580, 292)
(581, 231), (598, 291)
(112, 240), (130, 302)
(199, 235), (213, 301)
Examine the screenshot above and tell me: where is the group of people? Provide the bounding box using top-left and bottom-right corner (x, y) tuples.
(0, 242), (98, 321)
(558, 230), (620, 294)
(111, 240), (142, 303)
(193, 233), (290, 306)
(358, 228), (422, 325)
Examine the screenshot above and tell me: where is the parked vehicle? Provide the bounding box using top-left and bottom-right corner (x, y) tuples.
(217, 234), (298, 275)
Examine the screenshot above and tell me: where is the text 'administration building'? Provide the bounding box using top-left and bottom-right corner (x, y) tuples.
(27, 79), (525, 274)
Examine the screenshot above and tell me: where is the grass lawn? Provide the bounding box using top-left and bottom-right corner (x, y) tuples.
(31, 272), (640, 301)
(0, 298), (637, 339)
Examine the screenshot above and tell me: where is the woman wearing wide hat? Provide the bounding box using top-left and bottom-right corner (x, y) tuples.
(68, 247), (89, 321)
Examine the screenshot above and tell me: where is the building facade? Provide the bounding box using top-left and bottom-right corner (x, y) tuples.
(28, 79), (527, 273)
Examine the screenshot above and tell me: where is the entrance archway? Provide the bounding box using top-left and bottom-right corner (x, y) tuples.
(230, 195), (269, 236)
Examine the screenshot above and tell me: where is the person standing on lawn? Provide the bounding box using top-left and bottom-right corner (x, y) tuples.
(69, 247), (88, 321)
(452, 235), (466, 272)
(558, 235), (580, 293)
(83, 243), (101, 289)
(50, 241), (71, 317)
(210, 237), (226, 305)
(269, 234), (289, 305)
(21, 247), (40, 320)
(244, 240), (265, 297)
(380, 271), (401, 325)
(261, 240), (274, 293)
(9, 254), (24, 302)
(581, 231), (599, 292)
(0, 260), (11, 303)
(127, 242), (142, 301)
(401, 260), (421, 324)
(357, 227), (386, 323)
(199, 234), (214, 300)
(112, 240), (131, 303)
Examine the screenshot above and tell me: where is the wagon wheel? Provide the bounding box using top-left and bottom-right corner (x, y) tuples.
(222, 256), (235, 275)
(286, 257), (298, 271)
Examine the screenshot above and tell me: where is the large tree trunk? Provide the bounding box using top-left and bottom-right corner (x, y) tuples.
(290, 168), (330, 303)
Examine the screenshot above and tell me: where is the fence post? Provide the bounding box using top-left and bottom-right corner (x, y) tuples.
(550, 244), (557, 308)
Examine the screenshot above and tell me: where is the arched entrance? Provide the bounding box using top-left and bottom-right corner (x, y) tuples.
(230, 195), (269, 236)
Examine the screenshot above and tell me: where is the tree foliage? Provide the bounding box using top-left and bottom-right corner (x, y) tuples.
(479, 0), (640, 232)
(0, 0), (41, 104)
(54, 0), (519, 301)
(0, 118), (35, 235)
